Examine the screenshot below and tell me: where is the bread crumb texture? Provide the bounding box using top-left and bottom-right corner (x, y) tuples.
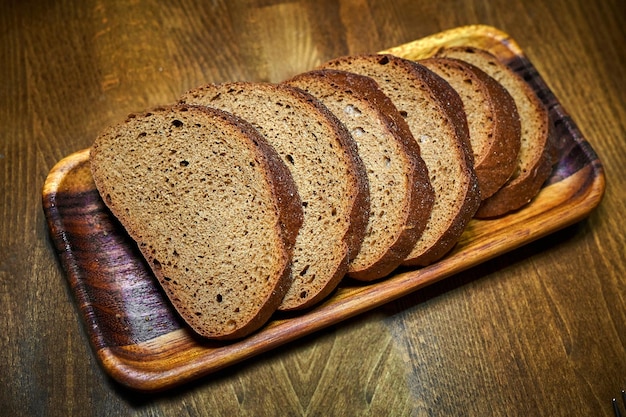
(320, 55), (480, 265)
(285, 69), (434, 280)
(90, 105), (299, 339)
(180, 82), (369, 310)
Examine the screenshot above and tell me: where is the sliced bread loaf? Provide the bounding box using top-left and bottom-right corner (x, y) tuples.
(435, 46), (556, 217)
(420, 57), (522, 199)
(180, 82), (370, 310)
(90, 104), (303, 340)
(285, 69), (434, 280)
(319, 54), (481, 266)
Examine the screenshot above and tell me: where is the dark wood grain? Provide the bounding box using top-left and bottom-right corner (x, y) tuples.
(2, 0), (625, 416)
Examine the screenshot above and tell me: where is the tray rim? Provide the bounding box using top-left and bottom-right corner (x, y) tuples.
(43, 24), (606, 391)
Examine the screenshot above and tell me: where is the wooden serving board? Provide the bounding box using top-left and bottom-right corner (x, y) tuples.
(42, 25), (606, 392)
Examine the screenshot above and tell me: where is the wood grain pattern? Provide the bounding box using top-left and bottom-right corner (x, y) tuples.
(3, 0), (626, 416)
(41, 26), (605, 392)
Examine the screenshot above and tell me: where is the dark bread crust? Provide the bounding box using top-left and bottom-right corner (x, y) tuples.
(234, 107), (304, 313)
(435, 46), (557, 218)
(286, 69), (434, 280)
(401, 58), (481, 265)
(282, 83), (371, 307)
(90, 104), (303, 340)
(180, 82), (370, 311)
(319, 54), (480, 267)
(289, 84), (371, 272)
(477, 139), (556, 217)
(420, 57), (522, 199)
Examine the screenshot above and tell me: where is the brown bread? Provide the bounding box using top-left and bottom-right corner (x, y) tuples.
(90, 105), (303, 340)
(320, 54), (481, 266)
(180, 82), (370, 310)
(420, 57), (522, 199)
(285, 69), (434, 280)
(435, 46), (556, 217)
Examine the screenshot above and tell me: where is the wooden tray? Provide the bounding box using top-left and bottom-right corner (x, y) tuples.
(42, 25), (606, 392)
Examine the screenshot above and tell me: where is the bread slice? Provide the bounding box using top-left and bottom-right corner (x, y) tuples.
(435, 46), (556, 217)
(180, 82), (370, 310)
(320, 54), (480, 266)
(284, 69), (434, 280)
(420, 57), (522, 199)
(90, 104), (303, 340)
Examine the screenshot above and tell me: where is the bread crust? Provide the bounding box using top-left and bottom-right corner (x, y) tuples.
(435, 46), (557, 218)
(286, 69), (434, 280)
(289, 84), (371, 274)
(90, 104), (303, 340)
(283, 83), (371, 306)
(319, 54), (481, 267)
(420, 57), (522, 199)
(402, 58), (481, 265)
(180, 82), (370, 310)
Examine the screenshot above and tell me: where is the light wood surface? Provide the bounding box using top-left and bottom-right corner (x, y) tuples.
(1, 1), (624, 416)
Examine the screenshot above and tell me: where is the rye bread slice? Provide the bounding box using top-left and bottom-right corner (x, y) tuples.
(420, 57), (522, 199)
(90, 104), (303, 340)
(285, 69), (434, 280)
(180, 82), (370, 310)
(435, 46), (557, 217)
(320, 54), (481, 266)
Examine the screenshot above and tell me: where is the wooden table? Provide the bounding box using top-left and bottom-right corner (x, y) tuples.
(1, 0), (624, 416)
